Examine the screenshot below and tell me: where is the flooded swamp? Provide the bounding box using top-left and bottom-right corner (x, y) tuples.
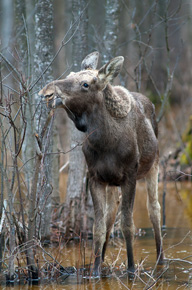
(0, 181), (192, 289)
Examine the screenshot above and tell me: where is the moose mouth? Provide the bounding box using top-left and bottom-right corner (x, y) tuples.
(41, 94), (65, 109)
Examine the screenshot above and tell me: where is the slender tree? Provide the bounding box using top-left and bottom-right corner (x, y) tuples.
(65, 0), (88, 236)
(0, 0), (14, 280)
(0, 0), (13, 58)
(103, 0), (120, 63)
(33, 0), (55, 239)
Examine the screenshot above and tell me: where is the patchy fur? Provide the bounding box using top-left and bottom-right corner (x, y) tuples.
(104, 85), (134, 118)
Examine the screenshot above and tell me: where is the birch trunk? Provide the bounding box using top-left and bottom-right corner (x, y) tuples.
(103, 0), (120, 63)
(0, 118), (15, 279)
(15, 0), (36, 197)
(33, 0), (55, 240)
(0, 0), (13, 58)
(6, 179), (15, 281)
(65, 0), (88, 236)
(21, 0), (36, 193)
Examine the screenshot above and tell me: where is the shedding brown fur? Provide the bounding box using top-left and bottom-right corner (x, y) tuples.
(39, 52), (164, 277)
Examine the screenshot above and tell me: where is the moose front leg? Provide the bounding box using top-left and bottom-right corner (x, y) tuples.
(121, 178), (136, 274)
(90, 179), (107, 276)
(102, 186), (120, 262)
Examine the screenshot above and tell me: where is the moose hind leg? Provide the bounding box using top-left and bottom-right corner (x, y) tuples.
(90, 180), (107, 276)
(145, 162), (164, 264)
(102, 186), (120, 261)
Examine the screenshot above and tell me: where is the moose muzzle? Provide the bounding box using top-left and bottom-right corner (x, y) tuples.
(39, 94), (64, 109)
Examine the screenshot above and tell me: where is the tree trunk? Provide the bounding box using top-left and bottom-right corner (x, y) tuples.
(33, 0), (55, 240)
(51, 126), (60, 207)
(14, 0), (36, 198)
(6, 179), (15, 281)
(21, 0), (36, 194)
(0, 0), (13, 58)
(103, 0), (120, 63)
(14, 0), (27, 68)
(0, 117), (15, 279)
(27, 154), (41, 279)
(65, 0), (88, 236)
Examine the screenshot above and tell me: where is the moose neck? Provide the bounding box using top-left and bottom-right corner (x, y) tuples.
(86, 85), (130, 149)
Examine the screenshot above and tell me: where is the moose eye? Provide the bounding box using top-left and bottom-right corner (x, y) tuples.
(83, 83), (89, 88)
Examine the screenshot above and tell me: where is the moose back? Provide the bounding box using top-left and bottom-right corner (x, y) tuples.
(39, 51), (164, 276)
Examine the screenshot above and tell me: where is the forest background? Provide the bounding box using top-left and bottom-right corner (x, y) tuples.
(0, 0), (192, 280)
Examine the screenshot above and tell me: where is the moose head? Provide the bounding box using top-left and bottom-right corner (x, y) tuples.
(39, 52), (125, 131)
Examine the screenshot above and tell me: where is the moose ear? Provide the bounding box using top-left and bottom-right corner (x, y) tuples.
(98, 56), (124, 84)
(81, 51), (100, 70)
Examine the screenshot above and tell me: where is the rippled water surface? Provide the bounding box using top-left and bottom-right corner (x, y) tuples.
(1, 182), (192, 289)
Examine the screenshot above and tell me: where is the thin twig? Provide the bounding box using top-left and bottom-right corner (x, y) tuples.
(145, 266), (169, 290)
(37, 241), (70, 275)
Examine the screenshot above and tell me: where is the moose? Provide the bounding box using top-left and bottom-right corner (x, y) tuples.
(39, 51), (164, 276)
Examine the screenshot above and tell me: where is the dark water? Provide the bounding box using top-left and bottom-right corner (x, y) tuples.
(1, 182), (192, 289)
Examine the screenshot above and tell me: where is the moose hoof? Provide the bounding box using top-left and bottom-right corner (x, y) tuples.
(90, 266), (101, 278)
(158, 258), (166, 265)
(127, 267), (135, 279)
(157, 253), (165, 265)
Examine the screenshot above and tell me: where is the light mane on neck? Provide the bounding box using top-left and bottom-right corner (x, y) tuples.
(104, 85), (134, 118)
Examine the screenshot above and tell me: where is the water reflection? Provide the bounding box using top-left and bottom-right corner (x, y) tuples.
(180, 187), (192, 227)
(0, 182), (192, 289)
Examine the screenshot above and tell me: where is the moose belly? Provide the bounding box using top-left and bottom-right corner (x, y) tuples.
(92, 159), (125, 186)
(83, 144), (126, 186)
